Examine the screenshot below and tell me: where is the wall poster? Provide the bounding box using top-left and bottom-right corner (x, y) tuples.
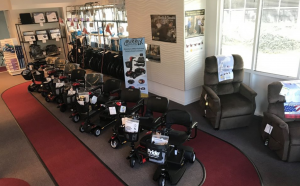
(185, 9), (205, 38)
(122, 38), (148, 97)
(146, 44), (160, 62)
(151, 15), (176, 43)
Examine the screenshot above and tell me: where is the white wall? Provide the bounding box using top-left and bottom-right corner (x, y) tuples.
(0, 0), (11, 10)
(126, 0), (185, 91)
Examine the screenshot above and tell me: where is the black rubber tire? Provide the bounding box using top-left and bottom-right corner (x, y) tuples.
(72, 115), (80, 123)
(158, 176), (166, 186)
(60, 104), (67, 112)
(130, 157), (136, 168)
(79, 125), (85, 133)
(110, 138), (120, 149)
(189, 152), (196, 163)
(56, 97), (63, 104)
(41, 92), (47, 97)
(45, 97), (51, 102)
(93, 128), (101, 137)
(28, 85), (35, 92)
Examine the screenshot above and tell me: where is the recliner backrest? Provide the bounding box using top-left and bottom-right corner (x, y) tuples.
(267, 81), (295, 122)
(204, 54), (244, 95)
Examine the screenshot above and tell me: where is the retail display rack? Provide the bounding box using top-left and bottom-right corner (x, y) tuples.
(66, 2), (128, 50)
(0, 38), (26, 75)
(15, 22), (68, 64)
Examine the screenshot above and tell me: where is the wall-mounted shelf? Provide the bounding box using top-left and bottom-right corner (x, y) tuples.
(15, 22), (68, 65)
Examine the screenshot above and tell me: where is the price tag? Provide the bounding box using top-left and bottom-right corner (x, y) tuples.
(91, 96), (97, 104)
(78, 100), (84, 105)
(120, 106), (126, 113)
(109, 107), (117, 115)
(46, 78), (51, 82)
(29, 41), (33, 44)
(56, 83), (64, 88)
(42, 40), (46, 43)
(43, 51), (46, 55)
(56, 37), (59, 41)
(264, 124), (273, 134)
(51, 75), (54, 79)
(40, 22), (43, 26)
(68, 90), (76, 95)
(58, 47), (62, 52)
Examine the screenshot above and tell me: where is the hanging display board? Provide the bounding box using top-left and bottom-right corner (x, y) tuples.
(121, 38), (148, 97)
(185, 9), (205, 38)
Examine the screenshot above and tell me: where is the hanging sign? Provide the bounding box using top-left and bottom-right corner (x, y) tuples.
(121, 38), (148, 97)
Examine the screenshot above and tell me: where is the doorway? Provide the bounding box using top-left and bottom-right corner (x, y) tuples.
(0, 11), (10, 67)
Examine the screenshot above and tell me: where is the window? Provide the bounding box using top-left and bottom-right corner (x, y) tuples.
(256, 0), (300, 77)
(220, 0), (258, 69)
(220, 0), (300, 77)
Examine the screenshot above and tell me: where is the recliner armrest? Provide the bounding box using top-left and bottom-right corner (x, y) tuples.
(240, 83), (257, 102)
(202, 85), (220, 112)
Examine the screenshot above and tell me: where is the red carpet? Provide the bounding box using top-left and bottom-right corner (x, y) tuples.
(0, 66), (7, 72)
(2, 82), (124, 186)
(185, 128), (261, 186)
(0, 178), (30, 186)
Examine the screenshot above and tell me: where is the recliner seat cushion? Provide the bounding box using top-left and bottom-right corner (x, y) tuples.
(219, 93), (253, 118)
(287, 121), (300, 145)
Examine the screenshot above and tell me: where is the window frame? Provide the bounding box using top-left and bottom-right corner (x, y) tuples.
(217, 0), (300, 80)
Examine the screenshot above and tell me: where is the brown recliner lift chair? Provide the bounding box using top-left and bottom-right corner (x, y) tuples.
(262, 82), (300, 162)
(199, 54), (257, 130)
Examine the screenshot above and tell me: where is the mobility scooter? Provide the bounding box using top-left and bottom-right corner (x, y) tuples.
(125, 56), (146, 79)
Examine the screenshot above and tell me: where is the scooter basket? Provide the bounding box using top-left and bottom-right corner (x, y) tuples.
(125, 131), (139, 142)
(76, 101), (89, 113)
(50, 83), (64, 96)
(21, 70), (33, 80)
(33, 71), (45, 82)
(63, 92), (76, 104)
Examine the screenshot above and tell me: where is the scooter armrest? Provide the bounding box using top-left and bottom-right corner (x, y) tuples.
(191, 122), (198, 129)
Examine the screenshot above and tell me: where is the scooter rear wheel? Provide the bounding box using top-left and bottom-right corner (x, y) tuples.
(28, 85), (35, 92)
(93, 128), (101, 137)
(72, 115), (80, 123)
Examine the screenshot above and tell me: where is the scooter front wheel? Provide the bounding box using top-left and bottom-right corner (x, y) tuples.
(110, 138), (120, 149)
(158, 176), (166, 186)
(28, 85), (35, 92)
(130, 157), (136, 168)
(79, 125), (85, 133)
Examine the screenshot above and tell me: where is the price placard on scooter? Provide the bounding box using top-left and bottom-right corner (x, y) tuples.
(120, 106), (126, 113)
(109, 107), (117, 115)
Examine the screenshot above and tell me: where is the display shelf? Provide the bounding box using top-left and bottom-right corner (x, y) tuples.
(15, 22), (59, 25)
(0, 38), (26, 76)
(66, 20), (127, 23)
(20, 37), (67, 43)
(15, 21), (68, 64)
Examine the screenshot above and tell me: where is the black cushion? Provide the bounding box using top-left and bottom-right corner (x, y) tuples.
(139, 117), (162, 131)
(168, 130), (189, 146)
(288, 121), (300, 145)
(97, 95), (118, 104)
(219, 93), (253, 118)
